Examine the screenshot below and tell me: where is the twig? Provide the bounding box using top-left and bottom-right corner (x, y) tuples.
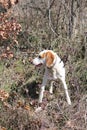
(48, 0), (58, 36)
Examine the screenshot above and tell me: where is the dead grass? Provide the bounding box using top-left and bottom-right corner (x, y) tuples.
(0, 40), (87, 130)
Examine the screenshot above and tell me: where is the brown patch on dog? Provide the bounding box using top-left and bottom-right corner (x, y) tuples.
(41, 53), (46, 58)
(45, 51), (55, 68)
(39, 51), (55, 68)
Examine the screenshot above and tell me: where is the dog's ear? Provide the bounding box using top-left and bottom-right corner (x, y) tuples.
(45, 51), (54, 68)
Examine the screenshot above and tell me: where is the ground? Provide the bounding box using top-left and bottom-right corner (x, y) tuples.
(0, 49), (86, 130)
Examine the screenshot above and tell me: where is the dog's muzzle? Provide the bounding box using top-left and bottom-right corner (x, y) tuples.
(33, 58), (43, 67)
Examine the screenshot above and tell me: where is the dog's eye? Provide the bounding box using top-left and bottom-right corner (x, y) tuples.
(38, 55), (41, 59)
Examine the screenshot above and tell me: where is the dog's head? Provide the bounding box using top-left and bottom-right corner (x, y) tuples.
(33, 50), (55, 68)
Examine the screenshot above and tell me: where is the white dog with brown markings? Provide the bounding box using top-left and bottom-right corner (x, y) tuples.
(33, 50), (71, 106)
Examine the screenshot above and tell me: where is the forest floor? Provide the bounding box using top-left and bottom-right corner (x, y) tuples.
(0, 49), (87, 130)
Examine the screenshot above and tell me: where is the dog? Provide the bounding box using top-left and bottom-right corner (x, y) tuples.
(33, 50), (71, 105)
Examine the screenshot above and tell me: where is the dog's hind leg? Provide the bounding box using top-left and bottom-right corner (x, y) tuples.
(60, 77), (71, 105)
(49, 81), (54, 94)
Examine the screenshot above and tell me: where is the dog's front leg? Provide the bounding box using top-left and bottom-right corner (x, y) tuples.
(39, 75), (48, 103)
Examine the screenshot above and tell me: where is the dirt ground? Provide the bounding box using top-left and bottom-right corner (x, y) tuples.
(0, 51), (87, 130)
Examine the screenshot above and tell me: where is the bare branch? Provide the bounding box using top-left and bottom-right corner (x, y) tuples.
(48, 0), (58, 36)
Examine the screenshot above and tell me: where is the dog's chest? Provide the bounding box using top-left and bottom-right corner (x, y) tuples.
(47, 67), (57, 78)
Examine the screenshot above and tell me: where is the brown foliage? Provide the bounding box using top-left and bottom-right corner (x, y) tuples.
(0, 89), (9, 101)
(0, 6), (21, 59)
(0, 0), (18, 9)
(0, 13), (21, 40)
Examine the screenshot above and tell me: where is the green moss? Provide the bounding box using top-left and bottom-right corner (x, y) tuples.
(14, 60), (24, 73)
(0, 63), (4, 74)
(3, 85), (11, 93)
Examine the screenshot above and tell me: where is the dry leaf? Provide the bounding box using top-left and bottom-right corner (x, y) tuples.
(17, 100), (24, 107)
(24, 105), (30, 110)
(6, 46), (10, 51)
(8, 53), (14, 58)
(1, 53), (7, 58)
(0, 90), (9, 101)
(1, 126), (7, 130)
(3, 102), (11, 108)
